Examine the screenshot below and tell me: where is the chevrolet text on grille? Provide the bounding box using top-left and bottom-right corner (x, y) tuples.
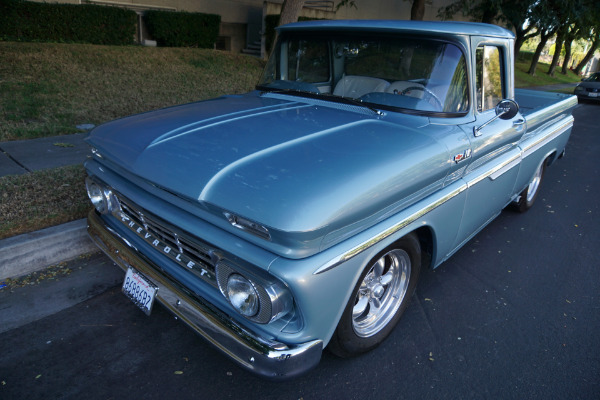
(119, 213), (214, 280)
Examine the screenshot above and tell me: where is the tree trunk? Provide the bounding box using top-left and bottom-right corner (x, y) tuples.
(514, 25), (536, 55)
(561, 38), (573, 75)
(278, 0), (305, 27)
(528, 31), (553, 76)
(410, 0), (425, 20)
(574, 34), (600, 75)
(548, 28), (565, 77)
(514, 33), (526, 55)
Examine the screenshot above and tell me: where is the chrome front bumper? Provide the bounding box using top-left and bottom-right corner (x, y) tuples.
(87, 210), (322, 380)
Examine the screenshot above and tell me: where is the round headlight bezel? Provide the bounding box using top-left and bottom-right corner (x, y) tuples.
(85, 177), (107, 214)
(226, 274), (260, 317)
(216, 261), (293, 324)
(85, 177), (120, 215)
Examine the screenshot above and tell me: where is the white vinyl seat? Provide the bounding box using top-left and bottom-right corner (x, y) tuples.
(386, 81), (425, 99)
(333, 75), (390, 98)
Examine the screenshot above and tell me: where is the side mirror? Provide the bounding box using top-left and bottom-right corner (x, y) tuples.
(496, 99), (519, 120)
(474, 99), (520, 137)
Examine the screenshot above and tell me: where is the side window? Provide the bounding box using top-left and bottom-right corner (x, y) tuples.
(476, 45), (503, 112)
(288, 40), (330, 83)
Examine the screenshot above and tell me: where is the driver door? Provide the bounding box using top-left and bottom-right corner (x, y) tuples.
(452, 40), (525, 250)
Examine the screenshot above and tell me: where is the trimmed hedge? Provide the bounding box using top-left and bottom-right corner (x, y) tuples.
(144, 10), (220, 48)
(0, 0), (136, 45)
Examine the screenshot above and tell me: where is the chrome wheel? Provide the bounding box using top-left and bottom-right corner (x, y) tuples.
(329, 234), (421, 357)
(526, 163), (544, 203)
(513, 159), (546, 213)
(352, 249), (411, 337)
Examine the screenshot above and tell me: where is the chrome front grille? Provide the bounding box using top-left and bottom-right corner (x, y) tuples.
(117, 196), (216, 277)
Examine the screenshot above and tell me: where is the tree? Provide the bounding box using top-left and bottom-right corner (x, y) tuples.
(572, 1), (600, 74)
(437, 0), (500, 24)
(411, 0), (425, 20)
(499, 0), (539, 53)
(547, 25), (567, 76)
(574, 30), (600, 75)
(526, 0), (566, 76)
(561, 27), (580, 75)
(527, 27), (558, 75)
(437, 0), (538, 53)
(278, 0), (305, 27)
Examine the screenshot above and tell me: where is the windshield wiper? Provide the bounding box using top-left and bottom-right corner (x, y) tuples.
(257, 86), (315, 97)
(319, 94), (384, 116)
(258, 86), (384, 116)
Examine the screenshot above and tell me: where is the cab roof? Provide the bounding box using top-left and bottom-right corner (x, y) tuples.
(277, 19), (515, 39)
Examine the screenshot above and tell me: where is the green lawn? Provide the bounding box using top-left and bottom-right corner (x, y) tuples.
(0, 165), (90, 240)
(0, 41), (265, 239)
(0, 41), (265, 141)
(514, 57), (582, 88)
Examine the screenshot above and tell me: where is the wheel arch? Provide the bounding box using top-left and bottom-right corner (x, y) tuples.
(413, 226), (435, 270)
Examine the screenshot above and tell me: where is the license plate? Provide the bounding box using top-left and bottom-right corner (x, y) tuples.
(589, 92), (598, 97)
(122, 268), (158, 315)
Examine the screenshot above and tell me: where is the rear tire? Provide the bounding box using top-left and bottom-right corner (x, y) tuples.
(328, 233), (421, 357)
(514, 160), (546, 213)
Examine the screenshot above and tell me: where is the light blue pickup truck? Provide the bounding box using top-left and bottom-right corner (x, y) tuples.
(84, 20), (576, 379)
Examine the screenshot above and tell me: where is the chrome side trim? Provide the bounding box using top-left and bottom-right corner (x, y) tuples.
(521, 116), (573, 158)
(466, 115), (572, 186)
(314, 183), (467, 275)
(87, 210), (322, 380)
(465, 142), (515, 174)
(489, 156), (521, 181)
(465, 150), (521, 188)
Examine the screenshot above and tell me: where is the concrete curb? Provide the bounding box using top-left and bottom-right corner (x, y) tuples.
(0, 219), (99, 280)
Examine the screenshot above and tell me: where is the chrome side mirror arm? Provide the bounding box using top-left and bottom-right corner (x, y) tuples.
(473, 99), (519, 137)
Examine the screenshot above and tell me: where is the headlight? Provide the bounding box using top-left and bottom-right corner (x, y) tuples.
(85, 177), (120, 215)
(85, 177), (107, 213)
(226, 274), (259, 317)
(216, 261), (293, 324)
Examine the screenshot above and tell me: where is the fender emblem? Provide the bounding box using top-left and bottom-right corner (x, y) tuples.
(454, 149), (472, 163)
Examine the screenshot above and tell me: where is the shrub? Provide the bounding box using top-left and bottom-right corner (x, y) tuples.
(144, 10), (220, 48)
(0, 0), (136, 45)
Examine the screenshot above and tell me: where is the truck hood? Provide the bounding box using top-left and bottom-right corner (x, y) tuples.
(87, 92), (450, 256)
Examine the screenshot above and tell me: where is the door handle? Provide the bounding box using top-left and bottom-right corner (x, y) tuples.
(513, 118), (525, 131)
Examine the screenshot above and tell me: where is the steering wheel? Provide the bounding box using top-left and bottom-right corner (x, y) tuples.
(399, 86), (443, 111)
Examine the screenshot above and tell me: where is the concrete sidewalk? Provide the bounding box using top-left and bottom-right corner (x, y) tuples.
(0, 132), (89, 176)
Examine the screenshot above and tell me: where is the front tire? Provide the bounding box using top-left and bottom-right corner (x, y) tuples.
(514, 160), (546, 213)
(328, 233), (421, 357)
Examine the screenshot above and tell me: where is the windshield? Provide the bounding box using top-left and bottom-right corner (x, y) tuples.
(584, 73), (600, 82)
(258, 32), (469, 115)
